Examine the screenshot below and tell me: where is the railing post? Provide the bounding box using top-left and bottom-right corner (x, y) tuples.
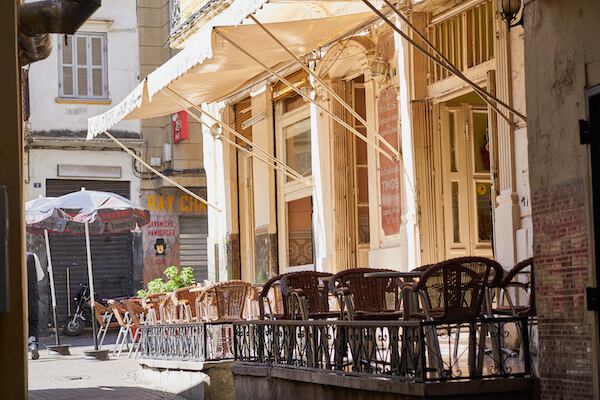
(521, 317), (531, 375)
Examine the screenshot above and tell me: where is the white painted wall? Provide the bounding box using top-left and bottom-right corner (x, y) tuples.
(27, 0), (140, 135)
(26, 147), (142, 201)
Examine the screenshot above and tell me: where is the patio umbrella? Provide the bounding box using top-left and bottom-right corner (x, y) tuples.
(25, 196), (63, 347)
(25, 188), (151, 351)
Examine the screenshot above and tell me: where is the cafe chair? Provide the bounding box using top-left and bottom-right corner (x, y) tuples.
(279, 271), (337, 320)
(411, 257), (503, 377)
(493, 258), (536, 359)
(258, 273), (288, 320)
(328, 268), (403, 320)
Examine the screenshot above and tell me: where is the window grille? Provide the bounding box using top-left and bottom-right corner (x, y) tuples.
(58, 32), (108, 100)
(429, 0), (494, 84)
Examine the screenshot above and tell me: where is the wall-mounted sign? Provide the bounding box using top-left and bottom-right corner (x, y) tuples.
(172, 111), (189, 143)
(378, 87), (401, 236)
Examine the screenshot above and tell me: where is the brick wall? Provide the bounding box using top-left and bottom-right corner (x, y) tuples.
(532, 179), (594, 399)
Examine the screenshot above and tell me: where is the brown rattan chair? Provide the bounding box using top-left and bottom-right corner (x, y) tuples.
(279, 271), (337, 320)
(328, 268), (403, 320)
(258, 274), (289, 320)
(141, 291), (170, 324)
(493, 258), (535, 360)
(411, 257), (504, 376)
(107, 299), (133, 357)
(171, 285), (202, 323)
(196, 280), (252, 322)
(121, 298), (147, 358)
(89, 300), (119, 348)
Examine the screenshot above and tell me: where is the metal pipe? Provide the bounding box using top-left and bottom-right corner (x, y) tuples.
(18, 0), (102, 66)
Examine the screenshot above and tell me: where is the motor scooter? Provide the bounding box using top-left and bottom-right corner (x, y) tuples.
(63, 283), (91, 336)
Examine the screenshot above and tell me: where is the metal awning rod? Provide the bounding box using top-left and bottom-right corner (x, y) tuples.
(249, 14), (401, 160)
(162, 89), (313, 188)
(364, 0), (526, 125)
(209, 121), (313, 188)
(162, 87), (313, 187)
(102, 130), (222, 212)
(215, 29), (398, 163)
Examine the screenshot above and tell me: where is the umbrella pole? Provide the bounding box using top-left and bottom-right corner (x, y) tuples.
(84, 223), (99, 351)
(44, 230), (60, 346)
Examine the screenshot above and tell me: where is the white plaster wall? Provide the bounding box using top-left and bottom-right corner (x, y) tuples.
(27, 0), (140, 135)
(26, 148), (142, 201)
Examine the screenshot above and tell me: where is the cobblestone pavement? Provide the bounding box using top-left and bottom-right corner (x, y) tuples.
(28, 330), (187, 400)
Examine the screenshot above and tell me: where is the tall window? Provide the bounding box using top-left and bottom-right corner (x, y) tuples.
(429, 0), (494, 83)
(58, 33), (107, 100)
(276, 93), (314, 270)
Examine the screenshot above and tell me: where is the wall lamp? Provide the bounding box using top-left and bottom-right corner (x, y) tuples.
(497, 0), (523, 30)
(370, 57), (389, 84)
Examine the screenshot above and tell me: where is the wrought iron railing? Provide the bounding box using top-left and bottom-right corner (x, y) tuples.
(233, 317), (532, 382)
(140, 322), (236, 361)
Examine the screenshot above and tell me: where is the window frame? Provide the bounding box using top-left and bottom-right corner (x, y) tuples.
(57, 32), (108, 101)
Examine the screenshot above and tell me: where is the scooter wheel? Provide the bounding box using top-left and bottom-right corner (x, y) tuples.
(63, 315), (85, 336)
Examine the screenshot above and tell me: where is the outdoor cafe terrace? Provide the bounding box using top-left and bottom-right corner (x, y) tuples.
(105, 258), (539, 400)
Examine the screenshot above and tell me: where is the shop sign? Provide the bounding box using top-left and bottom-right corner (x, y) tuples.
(172, 111), (189, 143)
(378, 86), (401, 236)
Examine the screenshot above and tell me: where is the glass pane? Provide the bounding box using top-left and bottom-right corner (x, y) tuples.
(62, 36), (73, 64)
(91, 37), (102, 66)
(476, 182), (493, 241)
(284, 117), (311, 182)
(357, 167), (369, 204)
(452, 181), (460, 243)
(449, 113), (457, 172)
(355, 129), (368, 165)
(287, 197), (313, 267)
(354, 87), (366, 124)
(473, 112), (490, 172)
(92, 68), (103, 97)
(62, 67), (73, 96)
(77, 68), (87, 96)
(358, 206), (370, 244)
(77, 37), (87, 65)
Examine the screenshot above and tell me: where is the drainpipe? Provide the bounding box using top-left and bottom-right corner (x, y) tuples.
(18, 0), (102, 66)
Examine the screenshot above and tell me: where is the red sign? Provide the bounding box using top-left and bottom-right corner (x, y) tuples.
(378, 87), (401, 236)
(172, 111), (189, 143)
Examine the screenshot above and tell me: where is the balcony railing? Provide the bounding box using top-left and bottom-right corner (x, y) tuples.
(139, 317), (532, 382)
(233, 317), (532, 382)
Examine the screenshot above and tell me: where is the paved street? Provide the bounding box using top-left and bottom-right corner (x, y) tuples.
(28, 329), (187, 400)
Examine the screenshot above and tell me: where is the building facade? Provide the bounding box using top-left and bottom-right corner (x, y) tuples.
(24, 0), (144, 323)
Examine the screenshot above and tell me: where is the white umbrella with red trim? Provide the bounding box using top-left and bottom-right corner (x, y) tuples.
(26, 188), (150, 352)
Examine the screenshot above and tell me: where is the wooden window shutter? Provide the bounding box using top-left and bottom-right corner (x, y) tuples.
(234, 97), (252, 145)
(272, 69), (309, 102)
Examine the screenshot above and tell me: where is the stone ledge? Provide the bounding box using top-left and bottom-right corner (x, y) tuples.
(140, 358), (232, 372)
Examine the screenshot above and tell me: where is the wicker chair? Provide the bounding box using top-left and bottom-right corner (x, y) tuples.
(121, 298), (147, 358)
(141, 291), (170, 324)
(107, 299), (133, 357)
(89, 300), (119, 348)
(258, 274), (288, 320)
(328, 268), (403, 320)
(493, 258), (536, 360)
(171, 285), (202, 323)
(411, 257), (504, 377)
(279, 271), (337, 320)
(196, 280), (252, 322)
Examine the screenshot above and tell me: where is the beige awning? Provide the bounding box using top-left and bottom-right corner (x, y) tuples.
(87, 12), (372, 139)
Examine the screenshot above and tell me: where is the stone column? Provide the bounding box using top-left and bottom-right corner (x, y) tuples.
(492, 18), (520, 267)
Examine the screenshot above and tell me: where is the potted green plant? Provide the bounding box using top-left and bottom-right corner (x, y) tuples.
(137, 266), (196, 297)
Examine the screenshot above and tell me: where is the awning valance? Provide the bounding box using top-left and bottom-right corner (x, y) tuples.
(87, 12), (372, 139)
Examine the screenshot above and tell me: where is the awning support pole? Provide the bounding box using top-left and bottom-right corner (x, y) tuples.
(249, 14), (400, 159)
(102, 130), (222, 212)
(162, 87), (312, 187)
(215, 29), (398, 163)
(161, 89), (313, 188)
(363, 0), (526, 125)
